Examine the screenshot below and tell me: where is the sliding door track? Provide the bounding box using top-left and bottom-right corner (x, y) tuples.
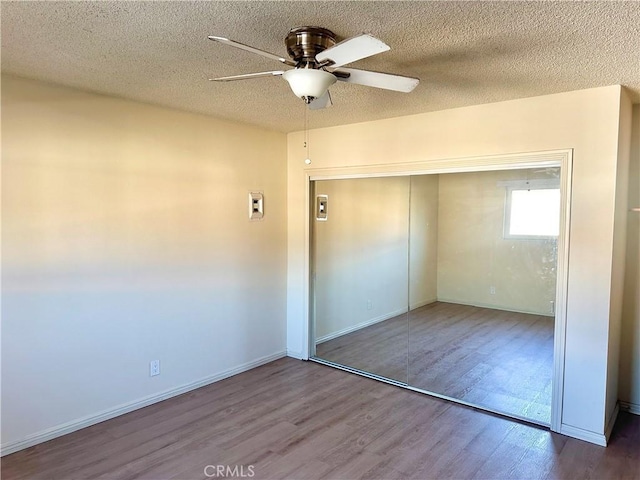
(310, 356), (551, 430)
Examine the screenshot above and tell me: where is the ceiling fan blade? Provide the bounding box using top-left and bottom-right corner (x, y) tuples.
(209, 71), (285, 82)
(332, 68), (419, 93)
(208, 36), (296, 67)
(309, 91), (332, 110)
(315, 34), (390, 68)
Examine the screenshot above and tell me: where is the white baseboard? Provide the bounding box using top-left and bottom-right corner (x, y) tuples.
(604, 402), (620, 443)
(315, 299), (550, 347)
(619, 400), (640, 415)
(315, 308), (407, 344)
(409, 298), (437, 311)
(436, 297), (554, 317)
(286, 349), (304, 360)
(558, 404), (618, 447)
(559, 403), (619, 447)
(0, 350), (286, 457)
(559, 424), (608, 447)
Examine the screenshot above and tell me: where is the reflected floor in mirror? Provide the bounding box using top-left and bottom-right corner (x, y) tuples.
(315, 302), (554, 424)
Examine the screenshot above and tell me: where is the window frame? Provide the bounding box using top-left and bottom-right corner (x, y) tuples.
(503, 183), (561, 240)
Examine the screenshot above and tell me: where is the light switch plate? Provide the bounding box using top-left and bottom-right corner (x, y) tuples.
(316, 194), (328, 221)
(249, 192), (264, 220)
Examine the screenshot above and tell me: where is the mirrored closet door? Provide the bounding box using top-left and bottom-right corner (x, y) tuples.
(312, 176), (410, 384)
(311, 166), (562, 426)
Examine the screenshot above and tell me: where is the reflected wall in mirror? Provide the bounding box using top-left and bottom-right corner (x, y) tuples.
(313, 176), (410, 383)
(408, 168), (558, 425)
(312, 166), (560, 425)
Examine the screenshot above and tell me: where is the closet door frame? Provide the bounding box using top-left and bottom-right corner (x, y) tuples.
(303, 148), (573, 433)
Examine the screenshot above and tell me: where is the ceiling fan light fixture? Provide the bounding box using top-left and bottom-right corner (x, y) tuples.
(282, 69), (336, 103)
(208, 27), (420, 109)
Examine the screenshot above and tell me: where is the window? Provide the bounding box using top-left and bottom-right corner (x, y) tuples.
(505, 186), (560, 238)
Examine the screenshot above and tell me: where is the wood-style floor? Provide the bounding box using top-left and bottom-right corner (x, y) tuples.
(2, 358), (638, 480)
(316, 302), (554, 424)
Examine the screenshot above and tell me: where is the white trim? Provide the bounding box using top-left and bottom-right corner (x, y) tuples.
(304, 175), (315, 360)
(409, 298), (438, 311)
(558, 402), (618, 447)
(307, 150), (570, 181)
(605, 402), (620, 442)
(551, 150), (572, 433)
(0, 351), (286, 457)
(559, 424), (608, 447)
(302, 172), (312, 360)
(434, 298), (555, 317)
(305, 148), (572, 434)
(503, 186), (562, 239)
(619, 401), (640, 415)
(316, 308), (408, 344)
(286, 349), (304, 360)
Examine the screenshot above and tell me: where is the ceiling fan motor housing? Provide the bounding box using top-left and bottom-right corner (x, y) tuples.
(285, 26), (337, 67)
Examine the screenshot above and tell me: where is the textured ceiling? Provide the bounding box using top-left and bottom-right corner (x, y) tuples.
(2, 1), (639, 133)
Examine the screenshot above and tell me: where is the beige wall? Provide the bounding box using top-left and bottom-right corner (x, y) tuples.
(314, 168), (557, 341)
(313, 177), (410, 341)
(1, 73), (634, 452)
(287, 85), (627, 443)
(619, 104), (640, 413)
(313, 175), (439, 342)
(1, 75), (288, 452)
(605, 89), (633, 426)
(437, 170), (558, 315)
(409, 175), (439, 309)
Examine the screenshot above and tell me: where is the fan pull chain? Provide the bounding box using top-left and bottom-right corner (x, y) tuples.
(304, 106), (311, 165)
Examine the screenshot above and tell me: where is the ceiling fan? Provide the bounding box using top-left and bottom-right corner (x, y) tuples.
(208, 26), (420, 109)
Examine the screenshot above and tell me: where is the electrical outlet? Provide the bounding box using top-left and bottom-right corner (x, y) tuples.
(489, 286), (496, 295)
(150, 360), (160, 377)
(367, 300), (372, 310)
